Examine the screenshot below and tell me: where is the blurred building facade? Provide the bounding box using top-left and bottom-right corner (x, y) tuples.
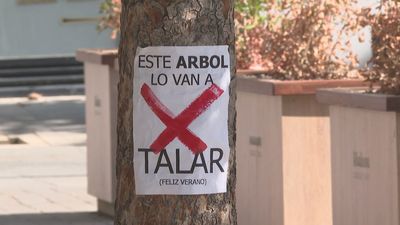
(0, 0), (116, 59)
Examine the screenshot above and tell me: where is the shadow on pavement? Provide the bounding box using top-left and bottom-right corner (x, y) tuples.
(0, 96), (85, 134)
(0, 212), (113, 225)
(0, 97), (85, 135)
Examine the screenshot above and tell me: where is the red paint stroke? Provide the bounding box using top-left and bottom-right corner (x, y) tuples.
(140, 83), (223, 154)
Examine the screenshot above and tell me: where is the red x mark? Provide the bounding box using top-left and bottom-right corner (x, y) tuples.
(140, 83), (224, 154)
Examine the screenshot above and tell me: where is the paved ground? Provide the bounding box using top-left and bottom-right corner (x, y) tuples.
(0, 96), (112, 225)
(0, 96), (86, 144)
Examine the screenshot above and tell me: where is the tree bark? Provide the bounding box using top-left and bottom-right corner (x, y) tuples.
(116, 0), (236, 224)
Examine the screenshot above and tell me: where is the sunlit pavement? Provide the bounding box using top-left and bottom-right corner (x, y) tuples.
(0, 96), (112, 225)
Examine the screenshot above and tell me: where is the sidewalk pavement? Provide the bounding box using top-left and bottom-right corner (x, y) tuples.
(0, 95), (112, 225)
(0, 96), (86, 145)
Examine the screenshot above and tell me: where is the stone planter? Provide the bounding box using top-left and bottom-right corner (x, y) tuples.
(76, 49), (118, 217)
(236, 76), (367, 225)
(317, 88), (400, 225)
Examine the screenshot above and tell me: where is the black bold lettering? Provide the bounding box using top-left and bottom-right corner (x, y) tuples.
(172, 73), (182, 85)
(210, 55), (220, 68)
(151, 73), (157, 85)
(199, 56), (209, 68)
(138, 55), (146, 68)
(154, 55), (163, 68)
(138, 148), (152, 174)
(163, 56), (171, 68)
(190, 153), (208, 173)
(157, 73), (168, 86)
(146, 55), (154, 68)
(181, 74), (190, 85)
(191, 74), (200, 85)
(204, 74), (214, 85)
(210, 148), (224, 173)
(154, 150), (174, 173)
(221, 55), (229, 68)
(188, 56), (199, 68)
(176, 149), (191, 174)
(176, 56), (187, 68)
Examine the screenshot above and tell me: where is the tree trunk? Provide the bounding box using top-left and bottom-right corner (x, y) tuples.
(116, 0), (236, 224)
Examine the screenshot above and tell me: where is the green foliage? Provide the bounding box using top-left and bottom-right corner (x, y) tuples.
(235, 0), (268, 29)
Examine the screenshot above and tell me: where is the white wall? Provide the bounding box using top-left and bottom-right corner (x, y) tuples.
(337, 0), (380, 67)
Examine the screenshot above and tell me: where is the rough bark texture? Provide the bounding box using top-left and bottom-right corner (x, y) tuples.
(116, 0), (236, 225)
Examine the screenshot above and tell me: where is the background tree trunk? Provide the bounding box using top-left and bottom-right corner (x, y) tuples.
(116, 0), (236, 224)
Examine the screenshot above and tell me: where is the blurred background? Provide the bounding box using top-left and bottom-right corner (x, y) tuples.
(0, 0), (116, 58)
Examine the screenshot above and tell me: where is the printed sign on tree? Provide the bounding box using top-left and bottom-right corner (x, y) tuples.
(133, 46), (230, 195)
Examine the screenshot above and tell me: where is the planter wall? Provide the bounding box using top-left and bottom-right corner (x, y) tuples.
(317, 88), (400, 225)
(76, 49), (118, 217)
(236, 77), (367, 225)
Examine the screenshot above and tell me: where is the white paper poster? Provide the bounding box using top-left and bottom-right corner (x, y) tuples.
(133, 46), (231, 195)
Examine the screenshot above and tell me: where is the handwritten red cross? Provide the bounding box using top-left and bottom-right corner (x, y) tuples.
(140, 83), (224, 154)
